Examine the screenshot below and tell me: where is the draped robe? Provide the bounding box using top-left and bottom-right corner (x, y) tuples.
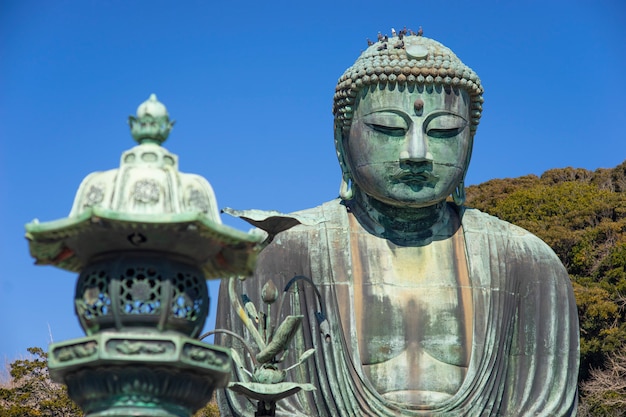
(215, 200), (579, 416)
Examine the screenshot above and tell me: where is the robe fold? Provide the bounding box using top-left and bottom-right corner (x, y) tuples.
(216, 200), (579, 416)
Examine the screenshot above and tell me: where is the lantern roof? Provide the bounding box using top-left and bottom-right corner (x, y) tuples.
(25, 95), (262, 278)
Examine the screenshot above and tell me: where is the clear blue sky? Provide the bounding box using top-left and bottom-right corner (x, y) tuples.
(1, 0), (624, 362)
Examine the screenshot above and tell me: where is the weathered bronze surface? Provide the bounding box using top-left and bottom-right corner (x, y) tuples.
(216, 34), (579, 416)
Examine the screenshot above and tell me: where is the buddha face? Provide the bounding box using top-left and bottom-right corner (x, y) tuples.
(343, 85), (472, 208)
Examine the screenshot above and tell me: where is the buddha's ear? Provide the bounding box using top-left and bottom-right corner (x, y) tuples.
(333, 121), (347, 171)
(453, 134), (475, 206)
(334, 122), (354, 200)
(465, 134), (474, 173)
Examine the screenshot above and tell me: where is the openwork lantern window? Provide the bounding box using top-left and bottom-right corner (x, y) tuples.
(75, 254), (208, 337)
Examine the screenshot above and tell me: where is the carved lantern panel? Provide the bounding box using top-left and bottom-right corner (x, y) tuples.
(75, 253), (208, 337)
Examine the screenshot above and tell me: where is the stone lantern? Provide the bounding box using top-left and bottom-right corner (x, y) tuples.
(25, 95), (263, 417)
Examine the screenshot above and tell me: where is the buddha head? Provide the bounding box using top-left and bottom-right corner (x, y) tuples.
(333, 34), (483, 208)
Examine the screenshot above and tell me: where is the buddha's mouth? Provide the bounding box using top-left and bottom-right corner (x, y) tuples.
(392, 171), (439, 187)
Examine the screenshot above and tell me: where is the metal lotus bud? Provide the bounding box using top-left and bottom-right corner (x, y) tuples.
(261, 280), (279, 304)
(128, 94), (175, 145)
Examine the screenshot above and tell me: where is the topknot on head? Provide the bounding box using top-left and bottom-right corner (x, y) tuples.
(333, 33), (484, 137)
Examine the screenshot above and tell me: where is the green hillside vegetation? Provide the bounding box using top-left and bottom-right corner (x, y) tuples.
(466, 162), (626, 415)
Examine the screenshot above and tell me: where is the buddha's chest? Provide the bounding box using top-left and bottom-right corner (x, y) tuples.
(351, 237), (473, 403)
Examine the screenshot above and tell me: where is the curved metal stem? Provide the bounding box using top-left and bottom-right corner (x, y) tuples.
(199, 329), (258, 366)
(275, 275), (327, 325)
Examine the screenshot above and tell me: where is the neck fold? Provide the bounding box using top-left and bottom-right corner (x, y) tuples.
(345, 189), (452, 246)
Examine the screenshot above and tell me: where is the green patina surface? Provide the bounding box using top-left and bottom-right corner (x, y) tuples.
(47, 331), (232, 416)
(26, 207), (262, 279)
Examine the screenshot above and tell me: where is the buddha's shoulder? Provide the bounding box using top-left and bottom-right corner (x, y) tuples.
(290, 199), (346, 219)
(278, 199), (347, 234)
(461, 206), (558, 256)
(461, 207), (528, 235)
(462, 207), (529, 235)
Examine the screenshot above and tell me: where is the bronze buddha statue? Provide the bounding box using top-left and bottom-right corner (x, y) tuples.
(216, 33), (579, 416)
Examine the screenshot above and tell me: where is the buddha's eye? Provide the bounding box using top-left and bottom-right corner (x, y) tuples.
(425, 114), (467, 139)
(427, 127), (466, 138)
(362, 113), (408, 137)
(366, 124), (407, 136)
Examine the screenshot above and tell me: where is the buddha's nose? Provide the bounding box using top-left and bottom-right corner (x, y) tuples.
(400, 126), (432, 162)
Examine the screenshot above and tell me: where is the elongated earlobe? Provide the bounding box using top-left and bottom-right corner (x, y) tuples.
(453, 181), (466, 206)
(339, 174), (354, 200)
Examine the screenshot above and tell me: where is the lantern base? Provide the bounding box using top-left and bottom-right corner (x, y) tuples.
(49, 332), (230, 417)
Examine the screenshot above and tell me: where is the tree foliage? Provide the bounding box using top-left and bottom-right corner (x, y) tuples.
(194, 401), (221, 417)
(578, 347), (626, 417)
(0, 347), (81, 417)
